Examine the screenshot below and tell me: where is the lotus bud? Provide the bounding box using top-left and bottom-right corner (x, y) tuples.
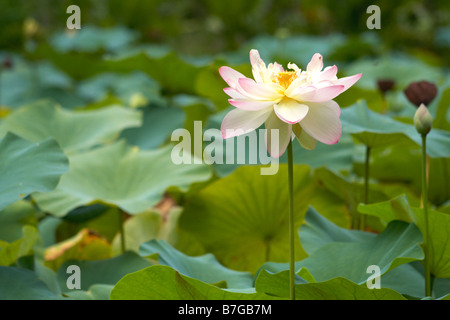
(414, 103), (432, 135)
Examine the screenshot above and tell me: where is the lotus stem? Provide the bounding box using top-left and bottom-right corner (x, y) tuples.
(421, 134), (431, 297)
(118, 209), (126, 253)
(360, 146), (371, 230)
(287, 140), (295, 300)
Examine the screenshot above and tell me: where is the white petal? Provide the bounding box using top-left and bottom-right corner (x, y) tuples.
(299, 101), (342, 145)
(250, 49), (271, 83)
(307, 53), (323, 73)
(292, 124), (317, 150)
(219, 66), (247, 88)
(318, 65), (338, 81)
(268, 62), (284, 73)
(265, 112), (292, 158)
(287, 62), (300, 72)
(223, 87), (247, 99)
(221, 108), (272, 139)
(238, 78), (283, 101)
(274, 98), (309, 124)
(333, 73), (362, 91)
(288, 84), (345, 103)
(229, 99), (275, 111)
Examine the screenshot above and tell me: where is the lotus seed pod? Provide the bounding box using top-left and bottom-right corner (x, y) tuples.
(404, 81), (437, 107)
(377, 79), (395, 94)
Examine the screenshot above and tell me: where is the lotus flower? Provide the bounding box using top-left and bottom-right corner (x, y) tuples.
(219, 49), (362, 157)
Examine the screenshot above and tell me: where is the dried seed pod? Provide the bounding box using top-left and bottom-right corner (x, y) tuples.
(377, 79), (395, 94)
(2, 57), (12, 69)
(404, 81), (438, 107)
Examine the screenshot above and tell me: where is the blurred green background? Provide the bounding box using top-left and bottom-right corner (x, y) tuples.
(1, 0), (449, 60)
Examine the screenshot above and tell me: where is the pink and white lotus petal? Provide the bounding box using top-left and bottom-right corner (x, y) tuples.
(238, 78), (283, 101)
(250, 49), (271, 83)
(322, 99), (341, 116)
(223, 87), (247, 99)
(265, 112), (292, 158)
(219, 66), (246, 88)
(307, 53), (324, 73)
(333, 73), (363, 91)
(288, 84), (345, 103)
(318, 65), (338, 81)
(228, 99), (275, 111)
(299, 101), (342, 145)
(268, 62), (284, 75)
(221, 107), (272, 139)
(274, 98), (309, 124)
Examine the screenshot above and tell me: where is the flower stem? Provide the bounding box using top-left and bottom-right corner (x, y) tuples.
(421, 134), (431, 297)
(118, 209), (126, 253)
(360, 146), (371, 231)
(287, 140), (295, 300)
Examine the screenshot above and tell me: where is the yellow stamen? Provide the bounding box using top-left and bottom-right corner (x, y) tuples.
(275, 71), (297, 89)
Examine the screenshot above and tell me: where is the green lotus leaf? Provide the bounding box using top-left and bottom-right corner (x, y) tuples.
(0, 133), (69, 210)
(260, 220), (423, 285)
(180, 165), (314, 273)
(359, 195), (450, 278)
(139, 239), (253, 289)
(110, 265), (280, 300)
(33, 141), (212, 217)
(0, 266), (63, 300)
(255, 269), (406, 300)
(0, 100), (142, 154)
(341, 100), (450, 158)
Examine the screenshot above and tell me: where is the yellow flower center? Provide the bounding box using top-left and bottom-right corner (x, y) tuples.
(275, 71), (297, 89)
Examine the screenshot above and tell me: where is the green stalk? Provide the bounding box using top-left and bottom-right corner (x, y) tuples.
(118, 210), (126, 253)
(360, 146), (371, 230)
(287, 140), (295, 300)
(421, 134), (431, 297)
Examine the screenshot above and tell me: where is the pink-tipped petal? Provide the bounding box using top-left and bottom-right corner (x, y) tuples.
(264, 112), (292, 158)
(334, 73), (362, 91)
(268, 62), (284, 74)
(250, 49), (270, 83)
(318, 65), (338, 81)
(299, 101), (342, 145)
(229, 99), (275, 111)
(238, 78), (283, 100)
(307, 53), (324, 73)
(221, 108), (272, 139)
(288, 85), (345, 103)
(219, 66), (247, 88)
(223, 87), (247, 99)
(323, 99), (341, 116)
(274, 98), (309, 124)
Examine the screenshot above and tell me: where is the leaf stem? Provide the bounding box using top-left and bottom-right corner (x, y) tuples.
(360, 146), (371, 230)
(287, 140), (295, 300)
(118, 209), (126, 253)
(421, 134), (431, 297)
